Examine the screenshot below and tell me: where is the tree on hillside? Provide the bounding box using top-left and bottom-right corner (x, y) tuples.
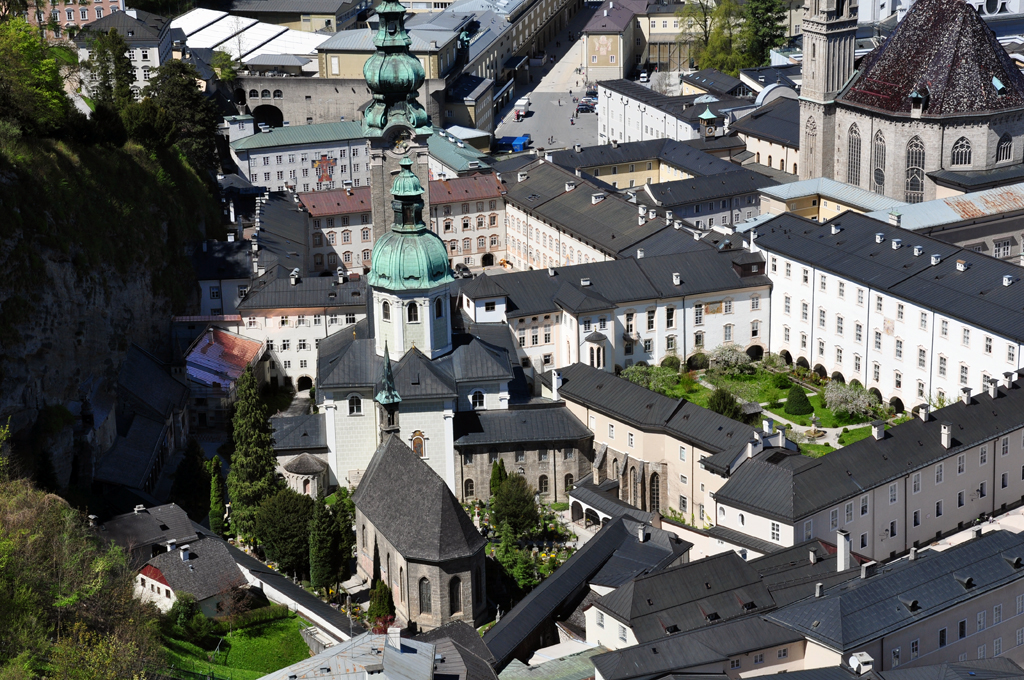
(120, 98), (173, 149)
(226, 367), (280, 543)
(739, 0), (788, 67)
(208, 455), (226, 536)
(309, 494), (343, 592)
(490, 459), (508, 498)
(143, 60), (219, 172)
(0, 18), (70, 135)
(707, 387), (743, 420)
(211, 50), (238, 82)
(492, 474), (538, 538)
(170, 436), (211, 520)
(84, 28), (134, 112)
(254, 487), (315, 579)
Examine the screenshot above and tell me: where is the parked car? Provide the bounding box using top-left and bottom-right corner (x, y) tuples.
(454, 262), (473, 278)
(585, 88), (598, 97)
(576, 104), (594, 113)
(639, 71), (649, 83)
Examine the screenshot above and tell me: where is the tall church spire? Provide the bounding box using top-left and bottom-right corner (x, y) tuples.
(362, 0), (432, 138)
(375, 342), (402, 404)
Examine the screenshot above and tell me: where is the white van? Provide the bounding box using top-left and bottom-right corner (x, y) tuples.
(639, 71), (649, 83)
(514, 97), (531, 112)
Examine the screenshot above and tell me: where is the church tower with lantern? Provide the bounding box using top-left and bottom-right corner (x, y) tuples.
(363, 0), (435, 243)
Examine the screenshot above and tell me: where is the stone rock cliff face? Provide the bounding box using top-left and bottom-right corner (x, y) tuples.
(0, 252), (177, 488)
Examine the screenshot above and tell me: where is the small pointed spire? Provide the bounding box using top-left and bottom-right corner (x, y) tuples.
(375, 341), (402, 404)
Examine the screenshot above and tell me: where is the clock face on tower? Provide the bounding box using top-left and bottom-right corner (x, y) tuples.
(385, 127), (413, 156)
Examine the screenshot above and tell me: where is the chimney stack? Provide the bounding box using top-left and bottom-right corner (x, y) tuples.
(871, 420), (884, 440)
(637, 248), (645, 258)
(387, 627), (402, 651)
(809, 550), (817, 565)
(989, 378), (999, 400)
(637, 525), (647, 543)
(961, 387), (972, 404)
(941, 422), (952, 449)
(889, 211), (902, 227)
(836, 530), (851, 572)
(672, 272), (681, 285)
(814, 582), (824, 597)
(918, 403), (929, 421)
(909, 547), (917, 560)
(134, 504), (145, 514)
(860, 560), (877, 579)
(1005, 372), (1017, 389)
(552, 370), (562, 401)
(831, 224), (842, 235)
(180, 545), (190, 561)
(763, 417), (774, 433)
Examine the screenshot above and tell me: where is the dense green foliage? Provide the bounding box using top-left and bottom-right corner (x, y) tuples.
(492, 474), (539, 538)
(212, 50), (238, 82)
(171, 436), (211, 521)
(677, 0), (789, 75)
(366, 580), (395, 622)
(333, 487), (355, 581)
(784, 384), (814, 415)
(209, 455), (227, 536)
(740, 0), (789, 66)
(660, 355), (681, 371)
(0, 19), (71, 136)
(143, 61), (219, 173)
(0, 477), (161, 678)
(83, 29), (134, 112)
(254, 488), (315, 578)
(706, 386), (742, 420)
(490, 459), (508, 497)
(228, 367), (281, 543)
(621, 365), (681, 394)
(309, 495), (343, 592)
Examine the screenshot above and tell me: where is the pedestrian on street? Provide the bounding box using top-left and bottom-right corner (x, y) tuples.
(558, 98), (561, 106)
(576, 80), (579, 87)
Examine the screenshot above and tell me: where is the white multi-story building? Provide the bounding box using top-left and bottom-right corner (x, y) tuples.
(428, 174), (506, 268)
(755, 212), (1024, 411)
(228, 120), (370, 193)
(298, 186), (375, 274)
(75, 9), (173, 100)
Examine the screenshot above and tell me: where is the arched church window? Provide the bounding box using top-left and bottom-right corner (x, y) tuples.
(649, 473), (660, 513)
(471, 391), (484, 409)
(538, 475), (549, 494)
(449, 577), (462, 614)
(382, 301), (391, 321)
(435, 298), (444, 318)
(260, 89), (271, 98)
(847, 124), (861, 186)
(804, 118), (817, 174)
(419, 578), (431, 613)
(951, 137), (972, 166)
(905, 137), (926, 203)
(613, 459), (619, 478)
(630, 467), (638, 505)
(464, 479), (474, 498)
(565, 473), (574, 490)
(408, 303), (419, 322)
(998, 134), (1013, 163)
(348, 395), (361, 415)
(249, 89), (259, 98)
(872, 131), (886, 195)
(412, 431), (425, 457)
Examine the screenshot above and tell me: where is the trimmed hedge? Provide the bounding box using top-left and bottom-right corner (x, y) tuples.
(784, 385), (814, 416)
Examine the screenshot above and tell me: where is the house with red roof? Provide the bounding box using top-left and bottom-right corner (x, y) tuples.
(184, 327), (265, 429)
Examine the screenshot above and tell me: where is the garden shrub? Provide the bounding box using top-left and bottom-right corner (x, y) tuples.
(687, 353), (709, 370)
(771, 372), (793, 389)
(784, 385), (813, 415)
(661, 355), (681, 372)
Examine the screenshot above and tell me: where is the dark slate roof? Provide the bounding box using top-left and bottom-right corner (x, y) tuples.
(639, 168), (778, 210)
(546, 364), (758, 459)
(880, 660), (1024, 680)
(96, 415), (167, 489)
(570, 472), (652, 524)
(634, 250), (770, 298)
(453, 405), (592, 446)
(590, 518), (691, 590)
(928, 164), (1024, 191)
(704, 524), (783, 556)
(146, 535), (246, 601)
(100, 503), (198, 560)
(681, 68), (743, 96)
(484, 517), (668, 669)
(283, 452), (328, 475)
(193, 240), (251, 281)
(594, 551), (774, 641)
(766, 530), (1024, 652)
(838, 0), (1024, 117)
(618, 226), (717, 259)
(461, 273), (507, 300)
(118, 344), (189, 424)
(417, 620), (497, 666)
(229, 0), (350, 13)
(271, 412), (328, 451)
(740, 64), (801, 90)
(318, 321), (379, 390)
(352, 435), (486, 562)
(730, 97), (800, 147)
(76, 8), (169, 44)
(755, 211), (1024, 343)
(581, 0), (648, 32)
(548, 140), (739, 179)
(395, 347), (459, 399)
(238, 265), (367, 311)
(749, 539), (864, 607)
(597, 80), (752, 124)
(591, 616), (803, 680)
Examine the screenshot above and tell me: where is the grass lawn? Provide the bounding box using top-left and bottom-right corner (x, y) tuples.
(663, 381), (712, 407)
(799, 442), (835, 458)
(837, 424), (888, 446)
(767, 395), (872, 429)
(324, 492), (338, 505)
(163, 615), (310, 679)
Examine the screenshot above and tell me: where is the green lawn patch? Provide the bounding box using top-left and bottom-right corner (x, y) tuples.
(80, 96), (95, 111)
(799, 443), (834, 458)
(163, 614), (310, 679)
(663, 381), (711, 407)
(549, 502), (569, 512)
(767, 395), (871, 429)
(837, 425), (887, 447)
(324, 492), (337, 506)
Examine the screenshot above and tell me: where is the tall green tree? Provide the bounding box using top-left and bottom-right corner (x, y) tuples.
(309, 495), (342, 592)
(208, 455), (226, 536)
(0, 18), (70, 135)
(226, 367), (280, 543)
(120, 98), (173, 149)
(254, 488), (315, 578)
(677, 0), (716, 62)
(489, 459), (508, 498)
(707, 387), (742, 420)
(143, 60), (219, 172)
(697, 0), (744, 75)
(366, 580), (395, 622)
(739, 0), (788, 67)
(84, 28), (134, 112)
(495, 521), (518, 573)
(170, 436), (211, 520)
(333, 487), (356, 581)
(492, 474), (539, 538)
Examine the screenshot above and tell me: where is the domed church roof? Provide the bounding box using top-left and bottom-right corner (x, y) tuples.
(839, 0), (1024, 116)
(368, 158), (454, 292)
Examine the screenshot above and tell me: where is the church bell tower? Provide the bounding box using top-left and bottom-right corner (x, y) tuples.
(799, 0), (857, 180)
(363, 0), (434, 242)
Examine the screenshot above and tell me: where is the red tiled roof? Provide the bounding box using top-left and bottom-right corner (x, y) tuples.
(840, 0), (1024, 116)
(140, 564), (170, 587)
(186, 328), (264, 387)
(299, 186), (372, 217)
(204, 328), (263, 369)
(428, 173), (505, 205)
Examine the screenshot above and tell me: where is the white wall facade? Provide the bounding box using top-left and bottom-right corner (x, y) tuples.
(233, 138), (372, 193)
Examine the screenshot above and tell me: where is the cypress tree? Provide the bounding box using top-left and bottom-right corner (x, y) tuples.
(490, 460), (507, 497)
(784, 384), (814, 416)
(366, 580), (395, 621)
(309, 496), (342, 592)
(334, 487), (356, 581)
(226, 367), (280, 543)
(208, 455), (226, 536)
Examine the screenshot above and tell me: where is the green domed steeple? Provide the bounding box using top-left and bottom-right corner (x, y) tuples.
(368, 158), (453, 291)
(362, 0), (431, 137)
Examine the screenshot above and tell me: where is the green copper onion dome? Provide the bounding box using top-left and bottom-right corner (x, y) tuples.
(368, 158), (454, 291)
(362, 0), (431, 136)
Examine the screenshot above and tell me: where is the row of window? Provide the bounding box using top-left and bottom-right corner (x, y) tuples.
(313, 218), (370, 232)
(380, 298), (445, 322)
(314, 251), (369, 267)
(440, 214), (499, 231)
(438, 201), (499, 215)
(261, 149), (360, 164)
(251, 173), (365, 189)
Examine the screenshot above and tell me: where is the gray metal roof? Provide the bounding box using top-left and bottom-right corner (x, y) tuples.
(238, 265), (367, 311)
(96, 415), (167, 489)
(192, 240), (251, 281)
(272, 412), (327, 451)
(146, 535), (246, 602)
(864, 182), (1024, 231)
(548, 139), (740, 179)
(353, 435), (487, 563)
(76, 9), (169, 44)
(681, 68), (744, 96)
(639, 168), (778, 209)
(569, 472), (652, 524)
(460, 273), (507, 299)
(783, 659), (1024, 680)
(428, 130), (491, 173)
(118, 344), (189, 424)
(243, 53), (312, 66)
(730, 97), (801, 148)
(759, 177), (907, 212)
(704, 524), (783, 556)
(716, 377), (1024, 523)
(453, 405), (592, 446)
(229, 0), (349, 14)
(755, 212), (1024, 342)
(256, 632), (434, 680)
(100, 503), (198, 559)
(282, 451), (328, 474)
(230, 121), (366, 151)
(766, 530), (1024, 652)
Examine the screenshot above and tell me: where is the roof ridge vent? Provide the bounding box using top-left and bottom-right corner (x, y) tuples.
(1004, 274), (1014, 286)
(580, 277), (591, 286)
(831, 224), (842, 235)
(591, 192), (606, 204)
(954, 572), (974, 589)
(875, 232), (885, 244)
(931, 254), (941, 265)
(956, 259), (968, 271)
(913, 245), (923, 256)
(898, 595), (919, 611)
(517, 171), (528, 181)
(891, 238), (902, 250)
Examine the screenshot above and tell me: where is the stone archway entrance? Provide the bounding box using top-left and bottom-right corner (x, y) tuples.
(252, 104), (284, 128)
(297, 375), (313, 391)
